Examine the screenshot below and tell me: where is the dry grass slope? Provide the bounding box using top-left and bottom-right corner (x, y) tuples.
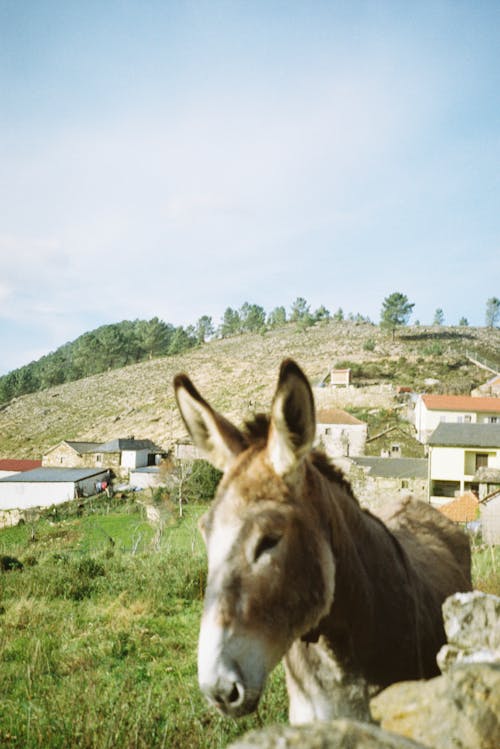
(0, 322), (498, 458)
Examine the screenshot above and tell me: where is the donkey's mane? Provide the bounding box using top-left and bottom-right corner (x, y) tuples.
(243, 413), (357, 501)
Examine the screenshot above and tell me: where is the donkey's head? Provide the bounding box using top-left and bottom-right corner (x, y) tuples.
(174, 360), (335, 717)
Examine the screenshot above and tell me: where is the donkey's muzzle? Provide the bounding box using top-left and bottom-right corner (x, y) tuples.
(201, 664), (260, 718)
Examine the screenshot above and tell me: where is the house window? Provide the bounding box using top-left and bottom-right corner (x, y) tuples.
(95, 453), (102, 465)
(325, 428), (331, 435)
(464, 415), (472, 423)
(59, 457), (64, 465)
(391, 444), (401, 456)
(401, 480), (409, 489)
(475, 453), (488, 470)
(488, 416), (498, 424)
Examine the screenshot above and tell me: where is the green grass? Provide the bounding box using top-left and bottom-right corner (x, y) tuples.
(0, 500), (287, 748)
(0, 498), (498, 748)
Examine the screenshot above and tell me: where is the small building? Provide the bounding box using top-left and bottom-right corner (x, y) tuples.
(413, 394), (500, 443)
(472, 374), (500, 398)
(130, 466), (164, 490)
(439, 491), (479, 524)
(315, 408), (367, 458)
(365, 425), (424, 459)
(0, 467), (109, 510)
(348, 456), (429, 508)
(0, 459), (42, 479)
(427, 423), (500, 506)
(173, 439), (204, 462)
(42, 438), (164, 476)
(330, 368), (351, 387)
(480, 489), (500, 545)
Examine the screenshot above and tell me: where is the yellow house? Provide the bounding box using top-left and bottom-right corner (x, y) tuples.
(427, 423), (500, 506)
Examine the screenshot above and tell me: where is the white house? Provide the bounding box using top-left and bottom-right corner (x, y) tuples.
(427, 423), (500, 506)
(42, 438), (164, 476)
(315, 408), (367, 458)
(0, 467), (109, 510)
(413, 394), (500, 443)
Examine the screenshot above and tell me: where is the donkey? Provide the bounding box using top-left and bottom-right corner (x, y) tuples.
(174, 359), (472, 724)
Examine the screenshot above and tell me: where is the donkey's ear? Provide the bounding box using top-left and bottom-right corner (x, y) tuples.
(267, 359), (316, 477)
(174, 374), (246, 472)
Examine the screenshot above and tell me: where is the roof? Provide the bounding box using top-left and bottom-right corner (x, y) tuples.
(101, 438), (161, 452)
(421, 394), (500, 413)
(47, 439), (162, 455)
(481, 488), (500, 505)
(366, 425), (419, 444)
(316, 409), (364, 426)
(65, 441), (105, 454)
(474, 466), (500, 483)
(352, 457), (428, 479)
(0, 459), (42, 472)
(428, 423), (500, 448)
(439, 492), (479, 523)
(0, 467), (108, 484)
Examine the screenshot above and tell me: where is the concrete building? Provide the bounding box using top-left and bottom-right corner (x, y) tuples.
(427, 423), (500, 506)
(413, 394), (500, 443)
(0, 467), (109, 510)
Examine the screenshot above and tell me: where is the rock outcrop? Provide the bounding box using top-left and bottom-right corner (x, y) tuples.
(228, 718), (428, 749)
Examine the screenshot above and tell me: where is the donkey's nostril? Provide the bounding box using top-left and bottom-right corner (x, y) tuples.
(228, 682), (242, 704)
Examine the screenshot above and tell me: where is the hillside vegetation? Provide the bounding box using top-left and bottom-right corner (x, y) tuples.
(0, 321), (499, 459)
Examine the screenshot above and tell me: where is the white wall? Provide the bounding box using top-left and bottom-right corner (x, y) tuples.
(0, 472), (107, 510)
(0, 481), (77, 510)
(316, 424), (367, 458)
(121, 449), (150, 469)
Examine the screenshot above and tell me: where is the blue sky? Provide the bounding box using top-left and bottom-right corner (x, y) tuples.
(1, 1), (499, 375)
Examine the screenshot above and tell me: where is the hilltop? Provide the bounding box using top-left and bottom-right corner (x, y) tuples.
(0, 322), (498, 459)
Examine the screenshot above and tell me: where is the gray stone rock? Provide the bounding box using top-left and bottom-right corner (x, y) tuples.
(371, 663), (500, 749)
(228, 719), (428, 749)
(437, 591), (500, 671)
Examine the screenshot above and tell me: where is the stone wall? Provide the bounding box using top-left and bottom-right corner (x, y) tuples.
(228, 591), (500, 749)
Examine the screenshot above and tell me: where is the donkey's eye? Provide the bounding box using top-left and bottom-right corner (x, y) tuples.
(254, 534), (281, 562)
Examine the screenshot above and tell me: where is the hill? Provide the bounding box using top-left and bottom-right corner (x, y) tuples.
(0, 321), (499, 459)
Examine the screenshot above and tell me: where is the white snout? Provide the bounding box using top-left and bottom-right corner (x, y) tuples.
(198, 607), (271, 717)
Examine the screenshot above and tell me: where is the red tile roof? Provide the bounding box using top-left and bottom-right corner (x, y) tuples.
(0, 459), (42, 472)
(439, 492), (479, 522)
(422, 394), (500, 413)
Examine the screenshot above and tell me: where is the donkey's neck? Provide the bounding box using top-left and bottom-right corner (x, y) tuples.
(305, 462), (418, 683)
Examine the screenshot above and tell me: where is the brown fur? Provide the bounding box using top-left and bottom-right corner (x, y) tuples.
(175, 359), (473, 720)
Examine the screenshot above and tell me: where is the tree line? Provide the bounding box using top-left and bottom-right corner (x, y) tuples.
(0, 295), (498, 404)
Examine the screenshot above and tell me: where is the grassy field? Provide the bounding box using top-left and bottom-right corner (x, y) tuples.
(0, 495), (498, 749)
(0, 496), (288, 749)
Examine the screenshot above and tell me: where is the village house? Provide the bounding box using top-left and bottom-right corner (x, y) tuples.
(347, 456), (428, 509)
(413, 393), (500, 443)
(330, 368), (351, 387)
(42, 437), (164, 477)
(365, 425), (424, 459)
(0, 467), (109, 511)
(315, 408), (367, 458)
(472, 373), (500, 398)
(427, 423), (500, 506)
